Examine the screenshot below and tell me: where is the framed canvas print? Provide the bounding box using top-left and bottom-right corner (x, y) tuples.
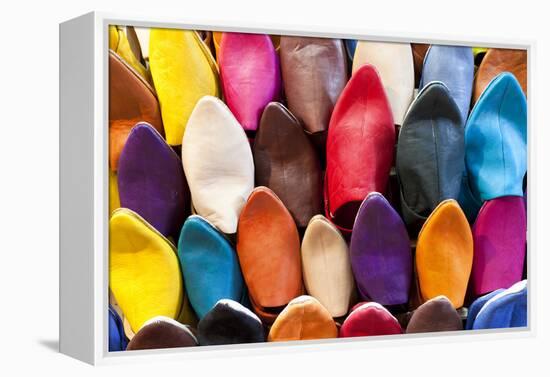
(59, 12), (532, 365)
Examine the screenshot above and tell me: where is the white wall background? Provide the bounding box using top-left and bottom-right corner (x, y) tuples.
(1, 0), (549, 374)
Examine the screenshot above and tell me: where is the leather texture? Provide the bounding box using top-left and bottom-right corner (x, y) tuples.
(471, 197), (526, 296)
(419, 45), (474, 124)
(268, 296), (338, 341)
(109, 50), (163, 171)
(109, 26), (118, 50)
(279, 36), (348, 140)
(109, 26), (149, 81)
(412, 43), (430, 87)
(465, 73), (527, 201)
(109, 209), (183, 333)
(213, 32), (280, 61)
(253, 102), (322, 228)
(325, 64), (395, 233)
(405, 296), (463, 333)
(415, 200), (473, 308)
(219, 33), (281, 132)
(349, 193), (412, 306)
(396, 82), (465, 235)
(473, 48), (527, 103)
(301, 215), (354, 317)
(149, 28), (219, 145)
(471, 280), (527, 329)
(117, 123), (189, 239)
(465, 289), (504, 330)
(126, 316), (198, 350)
(197, 299), (265, 345)
(177, 216), (245, 319)
(236, 187), (303, 324)
(340, 302), (403, 337)
(136, 27), (214, 61)
(352, 41), (414, 125)
(109, 305), (127, 352)
(181, 96), (254, 234)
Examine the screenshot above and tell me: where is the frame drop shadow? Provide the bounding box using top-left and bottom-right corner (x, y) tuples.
(38, 339), (59, 352)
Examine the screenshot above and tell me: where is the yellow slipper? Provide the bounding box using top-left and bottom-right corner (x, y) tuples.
(149, 28), (220, 145)
(109, 25), (149, 82)
(109, 208), (183, 333)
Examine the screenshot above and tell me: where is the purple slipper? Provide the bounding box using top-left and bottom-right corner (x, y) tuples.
(118, 123), (189, 238)
(350, 192), (412, 306)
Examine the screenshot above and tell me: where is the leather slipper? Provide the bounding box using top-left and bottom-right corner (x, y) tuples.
(236, 187), (302, 324)
(149, 28), (219, 145)
(396, 81), (464, 235)
(471, 280), (527, 329)
(471, 197), (526, 296)
(109, 305), (127, 351)
(197, 299), (265, 345)
(473, 48), (527, 103)
(350, 193), (412, 306)
(325, 64), (395, 234)
(118, 123), (189, 239)
(109, 208), (183, 333)
(213, 32), (280, 62)
(279, 36), (347, 149)
(136, 27), (212, 62)
(177, 215), (245, 319)
(126, 316), (198, 350)
(340, 302), (403, 337)
(405, 296), (462, 333)
(465, 289), (505, 330)
(419, 45), (474, 124)
(109, 50), (163, 171)
(416, 200), (473, 308)
(218, 33), (280, 132)
(109, 26), (149, 81)
(465, 72), (527, 202)
(352, 41), (414, 125)
(301, 215), (355, 317)
(268, 296), (338, 341)
(253, 102), (322, 228)
(181, 96), (254, 234)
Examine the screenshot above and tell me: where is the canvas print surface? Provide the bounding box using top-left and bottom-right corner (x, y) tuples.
(107, 25), (528, 352)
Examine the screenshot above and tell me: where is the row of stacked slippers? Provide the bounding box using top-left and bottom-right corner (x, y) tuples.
(107, 25), (528, 352)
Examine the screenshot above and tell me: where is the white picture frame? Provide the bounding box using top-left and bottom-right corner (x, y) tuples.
(59, 11), (535, 365)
